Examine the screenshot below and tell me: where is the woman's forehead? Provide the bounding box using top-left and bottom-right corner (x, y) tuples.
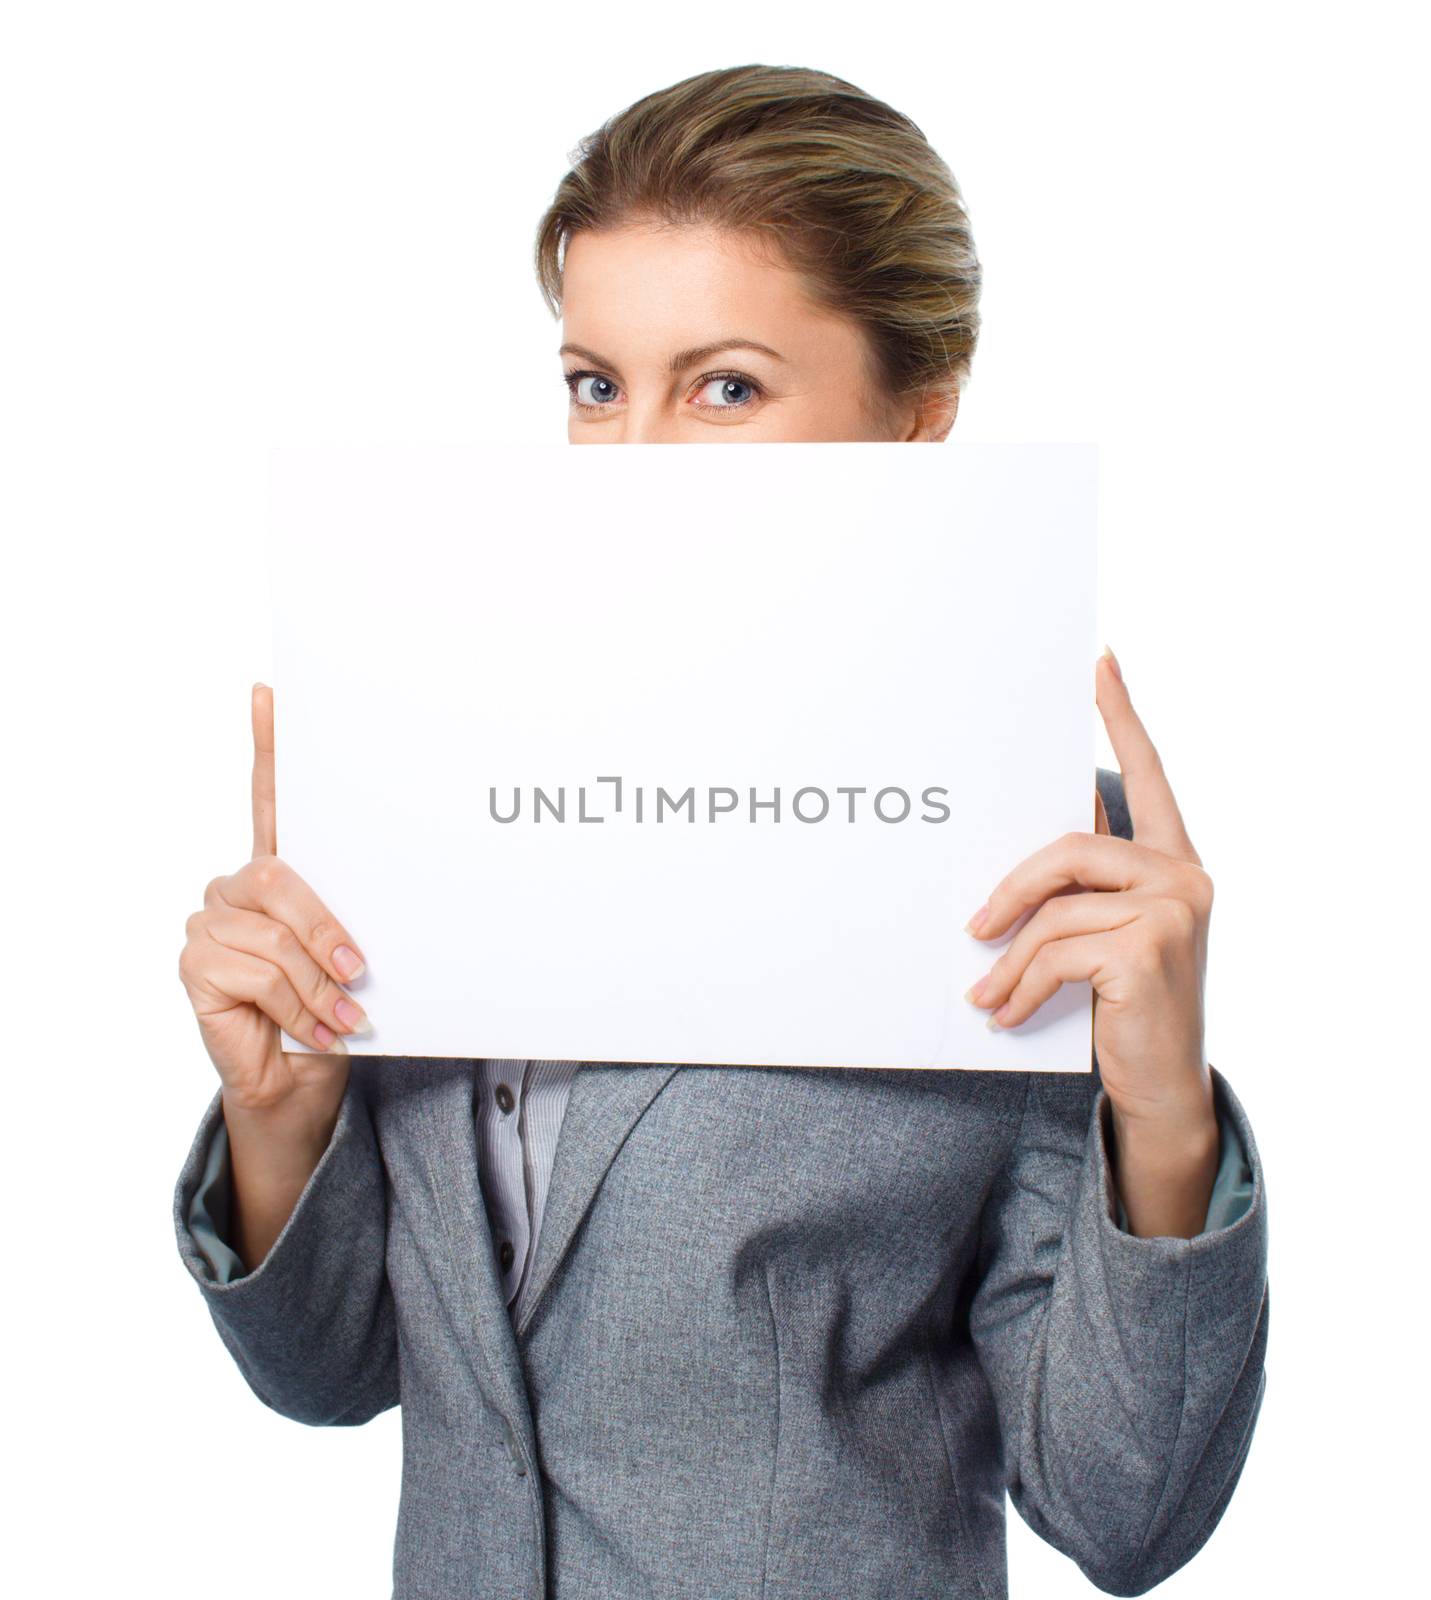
(559, 225), (858, 373)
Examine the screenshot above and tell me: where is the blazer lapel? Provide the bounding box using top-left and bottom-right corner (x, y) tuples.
(404, 1060), (535, 1445)
(513, 1061), (682, 1339)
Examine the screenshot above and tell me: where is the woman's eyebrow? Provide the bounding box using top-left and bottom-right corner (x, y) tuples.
(558, 338), (789, 375)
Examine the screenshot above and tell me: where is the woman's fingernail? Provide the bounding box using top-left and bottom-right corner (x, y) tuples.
(335, 997), (373, 1034)
(333, 944), (365, 980)
(964, 977), (988, 1005)
(1101, 644), (1123, 682)
(314, 1021), (347, 1052)
(986, 1007), (1009, 1031)
(964, 904), (989, 936)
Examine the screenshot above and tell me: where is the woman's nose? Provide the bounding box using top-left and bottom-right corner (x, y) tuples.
(619, 400), (682, 444)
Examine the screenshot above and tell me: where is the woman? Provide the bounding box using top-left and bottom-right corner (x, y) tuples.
(174, 64), (1267, 1599)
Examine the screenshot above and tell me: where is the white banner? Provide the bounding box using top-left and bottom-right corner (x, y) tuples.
(270, 440), (1098, 1070)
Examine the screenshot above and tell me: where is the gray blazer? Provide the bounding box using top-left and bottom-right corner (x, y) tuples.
(172, 768), (1269, 1599)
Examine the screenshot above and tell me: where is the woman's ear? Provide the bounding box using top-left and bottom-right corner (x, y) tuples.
(906, 384), (959, 442)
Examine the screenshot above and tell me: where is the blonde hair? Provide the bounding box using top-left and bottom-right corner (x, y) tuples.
(534, 64), (982, 415)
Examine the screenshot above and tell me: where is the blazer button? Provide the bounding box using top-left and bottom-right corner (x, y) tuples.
(495, 1082), (516, 1114)
(498, 1239), (515, 1271)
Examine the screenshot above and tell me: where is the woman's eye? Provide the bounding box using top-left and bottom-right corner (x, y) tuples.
(564, 369), (762, 414)
(693, 375), (758, 408)
(568, 373), (620, 407)
(574, 374), (619, 406)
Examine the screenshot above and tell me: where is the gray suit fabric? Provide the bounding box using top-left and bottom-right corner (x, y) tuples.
(172, 767), (1268, 1598)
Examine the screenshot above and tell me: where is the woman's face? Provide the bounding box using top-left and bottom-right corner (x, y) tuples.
(557, 218), (955, 444)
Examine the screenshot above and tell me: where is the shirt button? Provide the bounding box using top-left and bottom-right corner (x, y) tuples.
(495, 1082), (516, 1114)
(498, 1239), (515, 1271)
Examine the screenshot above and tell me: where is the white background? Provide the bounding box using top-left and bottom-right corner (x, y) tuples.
(3, 3), (1425, 1595)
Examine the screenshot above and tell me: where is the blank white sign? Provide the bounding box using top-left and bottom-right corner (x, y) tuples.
(270, 441), (1097, 1070)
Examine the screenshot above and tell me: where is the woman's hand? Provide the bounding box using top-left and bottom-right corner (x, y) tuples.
(177, 684), (373, 1116)
(177, 684), (376, 1270)
(962, 648), (1220, 1237)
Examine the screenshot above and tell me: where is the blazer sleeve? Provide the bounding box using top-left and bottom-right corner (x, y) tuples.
(172, 1061), (400, 1427)
(968, 768), (1270, 1595)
